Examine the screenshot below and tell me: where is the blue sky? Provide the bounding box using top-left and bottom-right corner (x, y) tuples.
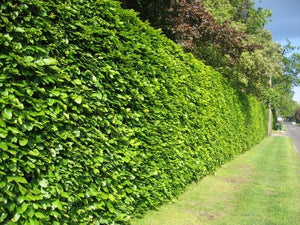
(255, 0), (300, 103)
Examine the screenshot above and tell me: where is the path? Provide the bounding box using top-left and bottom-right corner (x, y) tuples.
(284, 122), (300, 153)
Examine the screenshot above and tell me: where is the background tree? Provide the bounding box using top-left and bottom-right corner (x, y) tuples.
(233, 35), (283, 100)
(120, 0), (171, 30)
(276, 41), (300, 117)
(202, 0), (271, 34)
(283, 51), (300, 86)
(120, 0), (261, 66)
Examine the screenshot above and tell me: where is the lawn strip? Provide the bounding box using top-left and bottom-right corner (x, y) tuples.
(132, 137), (300, 225)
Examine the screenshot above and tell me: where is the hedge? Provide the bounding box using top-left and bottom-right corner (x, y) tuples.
(0, 0), (268, 224)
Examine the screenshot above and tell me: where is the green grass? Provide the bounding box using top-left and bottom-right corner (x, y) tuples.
(131, 137), (300, 225)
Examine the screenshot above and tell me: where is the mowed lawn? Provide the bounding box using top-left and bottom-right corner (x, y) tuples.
(132, 136), (300, 225)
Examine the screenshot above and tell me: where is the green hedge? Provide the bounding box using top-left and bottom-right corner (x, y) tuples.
(0, 0), (267, 224)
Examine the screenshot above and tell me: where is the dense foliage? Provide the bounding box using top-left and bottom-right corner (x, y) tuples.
(120, 0), (261, 63)
(203, 0), (272, 34)
(167, 0), (261, 60)
(121, 0), (299, 118)
(0, 0), (268, 224)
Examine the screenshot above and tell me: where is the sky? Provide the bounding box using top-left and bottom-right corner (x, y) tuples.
(255, 0), (300, 103)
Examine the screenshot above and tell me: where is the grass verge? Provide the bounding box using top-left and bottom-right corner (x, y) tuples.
(131, 137), (300, 225)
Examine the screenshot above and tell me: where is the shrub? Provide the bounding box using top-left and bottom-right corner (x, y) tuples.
(0, 0), (267, 224)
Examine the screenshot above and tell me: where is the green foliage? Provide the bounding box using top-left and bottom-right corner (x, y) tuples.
(272, 40), (300, 118)
(203, 0), (272, 34)
(121, 0), (261, 62)
(0, 0), (267, 224)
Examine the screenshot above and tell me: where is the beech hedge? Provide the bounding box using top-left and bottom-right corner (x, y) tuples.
(0, 0), (268, 224)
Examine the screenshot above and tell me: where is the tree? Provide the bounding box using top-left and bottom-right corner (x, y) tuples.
(232, 39), (283, 101)
(120, 0), (261, 64)
(167, 0), (259, 60)
(120, 0), (171, 29)
(275, 41), (300, 116)
(203, 0), (271, 35)
(283, 52), (300, 85)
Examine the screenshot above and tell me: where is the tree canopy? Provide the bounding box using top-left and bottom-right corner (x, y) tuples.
(121, 0), (261, 62)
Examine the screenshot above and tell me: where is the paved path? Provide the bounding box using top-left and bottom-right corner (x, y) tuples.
(284, 122), (300, 153)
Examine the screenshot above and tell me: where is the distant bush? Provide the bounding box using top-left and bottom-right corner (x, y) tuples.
(0, 0), (267, 224)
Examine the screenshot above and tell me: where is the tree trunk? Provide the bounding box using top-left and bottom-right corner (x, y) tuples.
(268, 75), (272, 136)
(268, 103), (272, 136)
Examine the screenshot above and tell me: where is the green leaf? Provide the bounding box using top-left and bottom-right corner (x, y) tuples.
(48, 98), (55, 106)
(24, 56), (34, 63)
(19, 137), (28, 146)
(0, 119), (6, 127)
(35, 135), (44, 143)
(2, 108), (12, 120)
(0, 212), (8, 222)
(8, 127), (20, 134)
(28, 149), (40, 157)
(43, 58), (57, 65)
(39, 179), (49, 188)
(35, 59), (44, 66)
(20, 202), (28, 214)
(25, 193), (43, 201)
(108, 194), (115, 201)
(73, 79), (82, 85)
(15, 27), (25, 33)
(23, 122), (34, 131)
(51, 90), (60, 96)
(3, 34), (13, 41)
(35, 211), (47, 219)
(14, 102), (24, 109)
(11, 213), (21, 222)
(8, 202), (16, 212)
(0, 142), (8, 150)
(29, 218), (39, 225)
(11, 136), (18, 143)
(52, 199), (63, 210)
(60, 191), (70, 198)
(27, 207), (35, 218)
(26, 89), (34, 96)
(18, 183), (28, 195)
(106, 201), (115, 213)
(0, 132), (8, 138)
(8, 176), (28, 184)
(73, 95), (82, 104)
(16, 196), (25, 204)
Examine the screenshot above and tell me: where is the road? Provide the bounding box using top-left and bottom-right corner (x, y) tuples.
(285, 122), (300, 153)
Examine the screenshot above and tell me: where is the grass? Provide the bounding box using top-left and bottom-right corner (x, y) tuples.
(131, 136), (300, 225)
